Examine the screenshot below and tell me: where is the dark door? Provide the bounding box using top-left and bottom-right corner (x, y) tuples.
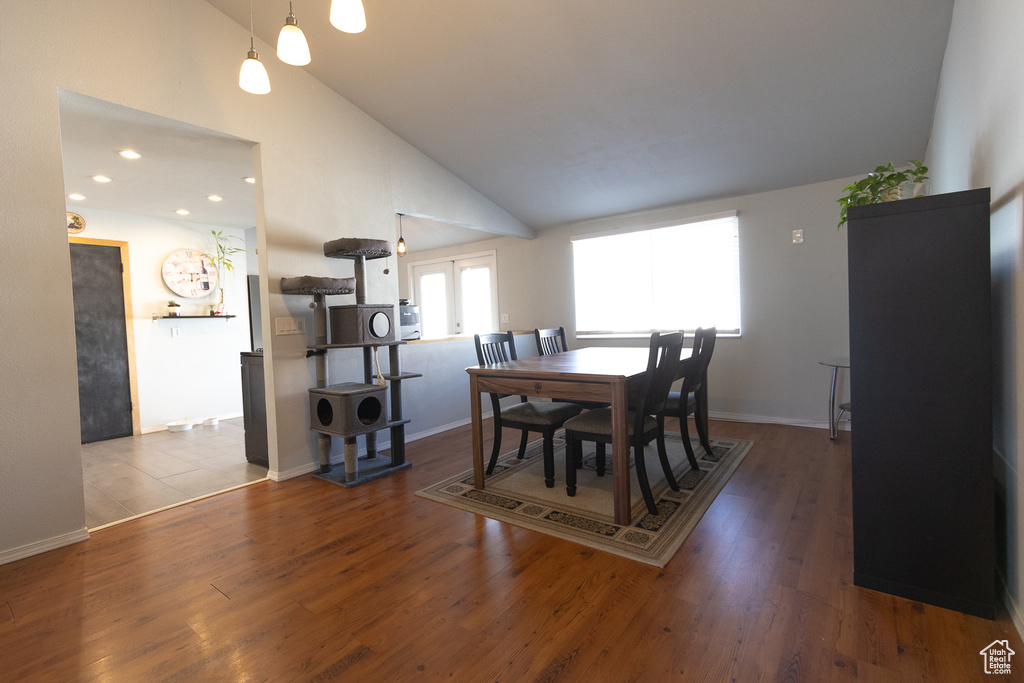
(69, 242), (133, 443)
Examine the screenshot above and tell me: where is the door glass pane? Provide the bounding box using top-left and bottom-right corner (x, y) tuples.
(418, 271), (449, 339)
(460, 265), (493, 335)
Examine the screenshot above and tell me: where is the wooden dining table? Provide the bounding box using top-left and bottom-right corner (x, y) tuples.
(466, 346), (651, 525)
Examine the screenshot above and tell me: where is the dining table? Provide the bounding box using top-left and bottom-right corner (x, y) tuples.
(466, 346), (652, 525)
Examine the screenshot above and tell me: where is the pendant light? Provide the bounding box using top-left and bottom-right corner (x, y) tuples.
(397, 214), (407, 256)
(240, 0), (271, 94)
(277, 1), (311, 66)
(330, 0), (367, 34)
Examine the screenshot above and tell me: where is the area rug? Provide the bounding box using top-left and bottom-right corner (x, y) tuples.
(416, 432), (753, 567)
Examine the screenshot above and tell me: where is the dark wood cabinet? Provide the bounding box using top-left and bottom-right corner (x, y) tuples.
(240, 351), (269, 467)
(847, 188), (995, 619)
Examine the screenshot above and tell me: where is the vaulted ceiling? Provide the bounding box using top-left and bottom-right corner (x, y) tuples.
(207, 0), (955, 229)
(60, 1), (955, 241)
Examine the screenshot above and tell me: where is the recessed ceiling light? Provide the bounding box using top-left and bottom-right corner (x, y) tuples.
(243, 176), (255, 184)
(68, 193), (86, 200)
(207, 195), (223, 202)
(92, 175), (112, 183)
(176, 209), (190, 215)
(119, 149), (142, 159)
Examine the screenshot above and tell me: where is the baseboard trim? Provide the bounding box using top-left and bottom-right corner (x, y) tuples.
(269, 461), (319, 482)
(708, 411), (849, 432)
(270, 410), (841, 482)
(998, 568), (1024, 639)
(0, 527), (91, 566)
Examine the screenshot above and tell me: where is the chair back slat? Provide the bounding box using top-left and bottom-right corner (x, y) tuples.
(676, 327), (717, 393)
(475, 331), (518, 365)
(534, 326), (569, 356)
(636, 332), (684, 427)
(688, 327), (717, 393)
(474, 331), (521, 400)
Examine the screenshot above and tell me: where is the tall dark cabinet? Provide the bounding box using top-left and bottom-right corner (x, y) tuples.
(847, 188), (995, 619)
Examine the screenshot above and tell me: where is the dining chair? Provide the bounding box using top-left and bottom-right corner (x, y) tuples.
(534, 326), (608, 413)
(660, 327), (717, 469)
(534, 327), (569, 356)
(561, 331), (684, 515)
(474, 332), (583, 486)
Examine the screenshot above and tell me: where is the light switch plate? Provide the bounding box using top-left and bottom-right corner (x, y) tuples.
(275, 317), (306, 335)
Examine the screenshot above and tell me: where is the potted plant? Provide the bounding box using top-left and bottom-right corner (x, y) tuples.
(836, 161), (929, 229)
(167, 300), (181, 317)
(204, 230), (243, 314)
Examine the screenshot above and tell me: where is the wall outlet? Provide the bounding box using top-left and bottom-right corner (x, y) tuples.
(275, 317), (306, 335)
(171, 327), (180, 338)
(792, 229), (804, 244)
(500, 313), (510, 324)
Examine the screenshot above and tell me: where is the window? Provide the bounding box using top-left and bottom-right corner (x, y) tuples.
(571, 211), (741, 336)
(409, 251), (498, 338)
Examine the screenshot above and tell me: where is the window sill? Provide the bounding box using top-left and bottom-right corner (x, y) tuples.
(405, 330), (535, 345)
(577, 331), (741, 340)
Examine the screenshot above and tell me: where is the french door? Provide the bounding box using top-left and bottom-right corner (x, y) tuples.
(410, 252), (498, 338)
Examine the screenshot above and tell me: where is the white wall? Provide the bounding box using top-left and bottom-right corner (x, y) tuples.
(927, 0), (1024, 631)
(70, 209), (251, 431)
(399, 175), (856, 429)
(0, 0), (528, 562)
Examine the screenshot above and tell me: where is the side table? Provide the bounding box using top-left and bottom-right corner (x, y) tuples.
(818, 358), (851, 439)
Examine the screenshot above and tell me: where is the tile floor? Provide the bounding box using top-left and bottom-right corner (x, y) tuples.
(81, 417), (268, 529)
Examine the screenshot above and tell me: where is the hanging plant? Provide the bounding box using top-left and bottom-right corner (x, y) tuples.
(836, 161), (929, 229)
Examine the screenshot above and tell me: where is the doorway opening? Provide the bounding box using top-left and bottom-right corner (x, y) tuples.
(58, 91), (270, 528)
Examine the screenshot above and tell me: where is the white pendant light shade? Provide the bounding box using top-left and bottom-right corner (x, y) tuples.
(330, 0), (367, 33)
(277, 24), (311, 65)
(277, 3), (311, 65)
(240, 48), (271, 94)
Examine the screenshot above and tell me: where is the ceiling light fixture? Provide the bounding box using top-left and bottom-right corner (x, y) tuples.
(92, 175), (112, 183)
(68, 193), (86, 201)
(330, 0), (367, 34)
(239, 0), (271, 94)
(244, 176), (256, 184)
(208, 195), (223, 202)
(176, 209), (190, 215)
(119, 149), (141, 159)
(397, 213), (407, 256)
(277, 1), (311, 66)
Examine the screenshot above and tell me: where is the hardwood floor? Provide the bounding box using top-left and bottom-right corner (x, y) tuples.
(1, 419), (1020, 681)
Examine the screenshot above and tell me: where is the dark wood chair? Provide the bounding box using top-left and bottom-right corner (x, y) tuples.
(561, 332), (684, 515)
(534, 326), (608, 411)
(661, 327), (717, 469)
(534, 327), (569, 355)
(474, 332), (583, 487)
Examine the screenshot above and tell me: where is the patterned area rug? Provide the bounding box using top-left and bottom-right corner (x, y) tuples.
(416, 432), (753, 567)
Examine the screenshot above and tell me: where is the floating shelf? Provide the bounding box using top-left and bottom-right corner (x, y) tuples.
(154, 314), (236, 320)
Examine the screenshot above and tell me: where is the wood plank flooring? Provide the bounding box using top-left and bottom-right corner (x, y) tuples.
(1, 419), (1020, 681)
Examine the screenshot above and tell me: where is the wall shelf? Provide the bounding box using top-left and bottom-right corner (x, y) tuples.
(154, 314), (236, 320)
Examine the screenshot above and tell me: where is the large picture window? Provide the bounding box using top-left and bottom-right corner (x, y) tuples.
(571, 211), (741, 336)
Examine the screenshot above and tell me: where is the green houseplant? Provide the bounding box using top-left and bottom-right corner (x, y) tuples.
(836, 161), (929, 229)
(205, 230), (243, 314)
